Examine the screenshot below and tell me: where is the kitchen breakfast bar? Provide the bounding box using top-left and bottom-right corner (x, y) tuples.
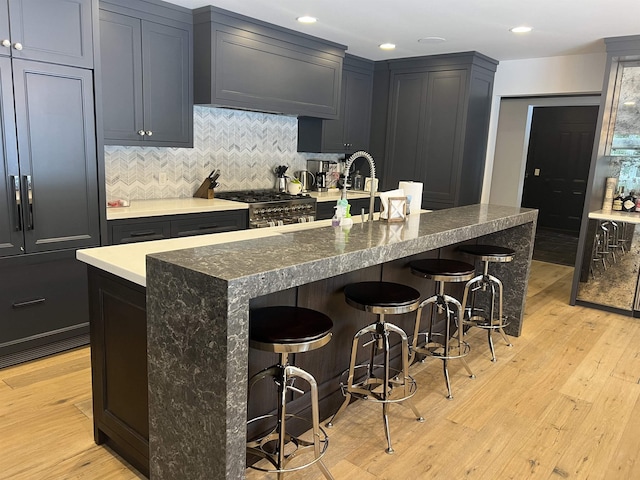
(77, 204), (537, 479)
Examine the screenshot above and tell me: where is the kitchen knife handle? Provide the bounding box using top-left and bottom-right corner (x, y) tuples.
(10, 175), (21, 231)
(22, 175), (33, 230)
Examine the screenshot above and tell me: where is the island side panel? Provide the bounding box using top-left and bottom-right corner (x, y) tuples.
(477, 221), (536, 336)
(146, 257), (249, 480)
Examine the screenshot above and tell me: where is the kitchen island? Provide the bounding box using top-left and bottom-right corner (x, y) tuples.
(77, 204), (537, 479)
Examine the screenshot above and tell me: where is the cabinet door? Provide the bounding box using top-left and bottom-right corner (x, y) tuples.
(419, 69), (466, 207)
(142, 20), (191, 146)
(0, 0), (9, 57)
(100, 10), (144, 144)
(12, 60), (99, 253)
(342, 68), (373, 152)
(0, 56), (21, 257)
(383, 72), (427, 190)
(8, 0), (94, 68)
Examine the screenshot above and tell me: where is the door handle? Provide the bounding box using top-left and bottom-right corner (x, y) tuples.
(22, 175), (33, 230)
(12, 298), (46, 308)
(10, 175), (21, 231)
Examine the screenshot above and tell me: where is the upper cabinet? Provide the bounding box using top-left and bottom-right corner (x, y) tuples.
(298, 54), (374, 153)
(99, 0), (193, 147)
(193, 6), (345, 119)
(376, 52), (497, 210)
(0, 0), (94, 68)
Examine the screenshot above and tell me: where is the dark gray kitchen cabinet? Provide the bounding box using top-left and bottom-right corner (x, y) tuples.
(0, 0), (94, 68)
(0, 251), (90, 368)
(377, 52), (497, 210)
(108, 209), (248, 244)
(193, 6), (345, 119)
(100, 1), (192, 147)
(298, 54), (374, 153)
(0, 59), (99, 257)
(0, 58), (99, 367)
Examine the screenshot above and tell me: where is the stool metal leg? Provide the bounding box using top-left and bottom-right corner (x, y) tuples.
(328, 317), (422, 454)
(462, 267), (512, 362)
(247, 353), (333, 479)
(412, 287), (474, 399)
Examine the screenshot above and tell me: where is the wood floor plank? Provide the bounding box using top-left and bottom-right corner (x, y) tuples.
(605, 393), (640, 479)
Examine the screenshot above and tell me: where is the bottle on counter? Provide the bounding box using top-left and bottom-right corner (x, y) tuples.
(612, 186), (624, 211)
(352, 170), (363, 190)
(622, 190), (636, 212)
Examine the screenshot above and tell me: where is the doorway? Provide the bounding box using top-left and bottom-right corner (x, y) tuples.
(521, 105), (598, 265)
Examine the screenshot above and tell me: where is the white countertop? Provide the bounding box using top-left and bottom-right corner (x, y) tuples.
(589, 209), (640, 224)
(106, 192), (377, 221)
(106, 197), (248, 221)
(308, 190), (378, 202)
(77, 218), (337, 286)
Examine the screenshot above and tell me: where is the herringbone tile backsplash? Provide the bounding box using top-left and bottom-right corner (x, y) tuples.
(105, 106), (340, 200)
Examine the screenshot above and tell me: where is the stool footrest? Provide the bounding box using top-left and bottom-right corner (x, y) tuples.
(338, 364), (418, 404)
(247, 413), (329, 474)
(412, 333), (471, 360)
(465, 314), (510, 330)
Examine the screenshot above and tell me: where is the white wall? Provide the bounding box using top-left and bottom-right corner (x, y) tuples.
(481, 52), (608, 205)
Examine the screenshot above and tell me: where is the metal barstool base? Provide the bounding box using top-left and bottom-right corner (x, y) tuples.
(327, 318), (424, 454)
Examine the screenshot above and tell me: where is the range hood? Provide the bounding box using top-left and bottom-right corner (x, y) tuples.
(192, 6), (346, 119)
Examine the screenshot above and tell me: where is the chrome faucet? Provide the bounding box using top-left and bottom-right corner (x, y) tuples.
(342, 151), (376, 222)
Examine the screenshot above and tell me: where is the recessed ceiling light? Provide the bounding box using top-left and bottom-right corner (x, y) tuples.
(379, 43), (396, 50)
(510, 26), (532, 33)
(418, 37), (446, 44)
(297, 16), (317, 24)
(623, 101), (636, 106)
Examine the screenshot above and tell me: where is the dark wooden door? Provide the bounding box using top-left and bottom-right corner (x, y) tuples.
(522, 106), (598, 233)
(142, 19), (191, 145)
(342, 68), (373, 152)
(8, 0), (94, 68)
(383, 71), (427, 190)
(419, 69), (466, 208)
(100, 10), (144, 144)
(13, 60), (99, 253)
(0, 56), (21, 257)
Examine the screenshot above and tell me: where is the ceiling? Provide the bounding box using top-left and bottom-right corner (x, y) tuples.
(167, 0), (640, 62)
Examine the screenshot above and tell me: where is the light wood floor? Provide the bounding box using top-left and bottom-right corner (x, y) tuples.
(2, 261), (639, 479)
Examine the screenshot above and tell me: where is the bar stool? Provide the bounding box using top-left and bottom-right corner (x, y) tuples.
(247, 306), (334, 479)
(458, 244), (514, 362)
(409, 259), (476, 399)
(327, 281), (424, 454)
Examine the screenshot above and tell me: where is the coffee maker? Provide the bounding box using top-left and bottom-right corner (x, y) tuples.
(306, 159), (331, 192)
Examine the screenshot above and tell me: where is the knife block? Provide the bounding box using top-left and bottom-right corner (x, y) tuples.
(193, 177), (215, 199)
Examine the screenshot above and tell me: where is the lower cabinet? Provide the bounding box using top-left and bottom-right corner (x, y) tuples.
(316, 197), (381, 220)
(88, 268), (149, 477)
(0, 252), (90, 368)
(108, 210), (248, 244)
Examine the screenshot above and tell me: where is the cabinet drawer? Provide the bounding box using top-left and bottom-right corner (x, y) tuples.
(170, 211), (246, 237)
(0, 256), (89, 356)
(111, 220), (171, 244)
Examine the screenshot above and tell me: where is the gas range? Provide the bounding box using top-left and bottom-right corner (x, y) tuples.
(215, 190), (317, 228)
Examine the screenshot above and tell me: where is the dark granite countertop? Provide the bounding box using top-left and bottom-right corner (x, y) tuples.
(148, 204), (537, 297)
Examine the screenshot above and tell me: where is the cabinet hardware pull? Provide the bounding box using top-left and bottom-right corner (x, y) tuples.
(130, 230), (157, 237)
(22, 175), (33, 230)
(12, 298), (46, 308)
(10, 175), (21, 231)
(137, 130), (145, 136)
(1, 39), (10, 48)
(13, 42), (22, 51)
(145, 130), (153, 136)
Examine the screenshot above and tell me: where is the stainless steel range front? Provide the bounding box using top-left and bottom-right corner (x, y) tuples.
(215, 190), (317, 228)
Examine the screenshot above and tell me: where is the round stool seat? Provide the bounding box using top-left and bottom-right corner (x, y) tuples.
(344, 281), (421, 315)
(458, 244), (515, 263)
(410, 259), (475, 283)
(250, 306), (333, 353)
